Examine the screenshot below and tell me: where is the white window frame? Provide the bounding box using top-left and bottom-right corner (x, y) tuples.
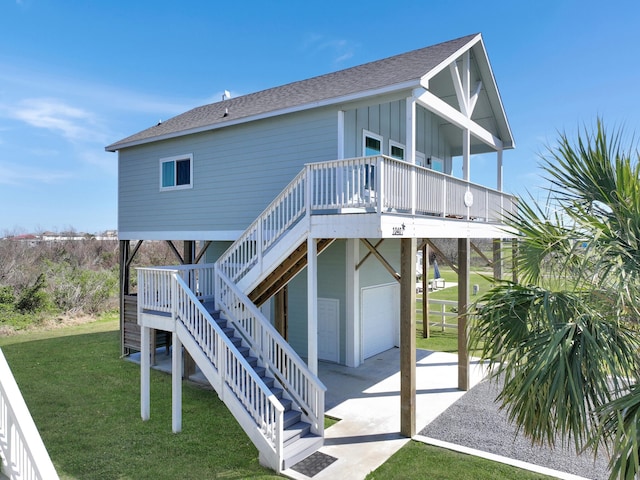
(159, 154), (193, 191)
(362, 130), (383, 157)
(389, 140), (405, 161)
(415, 151), (426, 167)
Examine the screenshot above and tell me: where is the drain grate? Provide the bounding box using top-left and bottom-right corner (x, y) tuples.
(290, 451), (338, 477)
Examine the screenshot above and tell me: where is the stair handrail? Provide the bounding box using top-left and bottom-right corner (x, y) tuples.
(216, 168), (307, 285)
(215, 268), (326, 435)
(0, 348), (60, 480)
(137, 266), (284, 456)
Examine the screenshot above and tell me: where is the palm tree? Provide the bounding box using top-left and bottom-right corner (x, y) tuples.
(472, 120), (640, 480)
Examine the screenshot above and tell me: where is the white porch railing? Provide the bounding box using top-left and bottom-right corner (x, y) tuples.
(217, 156), (516, 290)
(215, 269), (326, 435)
(137, 264), (216, 312)
(137, 267), (284, 458)
(0, 349), (59, 480)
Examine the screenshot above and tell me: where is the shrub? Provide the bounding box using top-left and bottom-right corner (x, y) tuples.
(15, 274), (50, 313)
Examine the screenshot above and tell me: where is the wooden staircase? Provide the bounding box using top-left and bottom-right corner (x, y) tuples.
(206, 306), (323, 469)
(249, 238), (335, 306)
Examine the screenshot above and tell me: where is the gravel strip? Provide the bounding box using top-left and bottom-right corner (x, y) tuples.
(419, 378), (610, 480)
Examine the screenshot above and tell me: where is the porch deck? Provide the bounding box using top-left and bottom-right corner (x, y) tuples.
(128, 346), (487, 480)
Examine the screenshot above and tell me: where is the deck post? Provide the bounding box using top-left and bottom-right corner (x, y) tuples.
(345, 239), (360, 367)
(493, 239), (503, 280)
(141, 325), (150, 420)
(274, 286), (288, 340)
(422, 242), (429, 338)
(183, 240), (197, 379)
(457, 238), (470, 391)
(400, 237), (416, 437)
(172, 331), (182, 433)
(307, 236), (318, 375)
(119, 240), (130, 356)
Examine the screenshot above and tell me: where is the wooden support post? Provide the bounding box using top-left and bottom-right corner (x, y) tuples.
(172, 331), (182, 433)
(141, 325), (150, 421)
(493, 239), (503, 280)
(274, 286), (288, 340)
(183, 241), (197, 379)
(119, 240), (130, 356)
(422, 242), (429, 338)
(400, 238), (416, 437)
(457, 238), (470, 391)
(512, 238), (519, 283)
(307, 237), (318, 375)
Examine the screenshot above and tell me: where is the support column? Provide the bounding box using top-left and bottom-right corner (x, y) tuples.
(497, 149), (504, 192)
(422, 243), (429, 338)
(345, 239), (361, 367)
(307, 237), (318, 375)
(462, 128), (471, 181)
(141, 325), (150, 420)
(274, 286), (288, 340)
(119, 240), (130, 357)
(457, 238), (470, 391)
(183, 240), (196, 379)
(512, 239), (519, 283)
(172, 331), (182, 433)
(493, 239), (503, 280)
(400, 238), (417, 437)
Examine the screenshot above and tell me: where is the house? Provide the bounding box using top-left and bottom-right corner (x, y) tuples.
(106, 33), (516, 472)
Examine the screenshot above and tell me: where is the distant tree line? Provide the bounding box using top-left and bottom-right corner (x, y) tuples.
(0, 235), (176, 330)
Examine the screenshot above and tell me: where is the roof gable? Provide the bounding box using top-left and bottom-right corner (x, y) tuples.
(107, 33), (512, 152)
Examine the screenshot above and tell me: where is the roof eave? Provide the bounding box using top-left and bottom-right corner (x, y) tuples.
(105, 79), (421, 152)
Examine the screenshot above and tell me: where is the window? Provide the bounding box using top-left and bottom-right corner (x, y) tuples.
(389, 141), (405, 161)
(363, 131), (382, 189)
(363, 130), (382, 156)
(160, 154), (193, 191)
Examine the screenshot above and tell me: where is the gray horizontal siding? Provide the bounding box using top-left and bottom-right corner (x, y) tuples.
(118, 107), (337, 237)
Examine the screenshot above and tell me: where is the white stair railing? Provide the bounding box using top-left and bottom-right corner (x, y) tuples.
(137, 267), (284, 462)
(215, 269), (326, 435)
(0, 349), (59, 480)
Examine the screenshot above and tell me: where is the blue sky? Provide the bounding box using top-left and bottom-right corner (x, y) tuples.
(1, 0), (639, 234)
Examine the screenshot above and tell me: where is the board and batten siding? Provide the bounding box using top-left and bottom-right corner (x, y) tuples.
(343, 100), (451, 172)
(118, 107), (337, 238)
(286, 240), (347, 363)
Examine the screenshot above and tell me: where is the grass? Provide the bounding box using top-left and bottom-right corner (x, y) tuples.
(415, 269), (494, 353)
(365, 441), (555, 480)
(1, 277), (548, 480)
(0, 317), (280, 479)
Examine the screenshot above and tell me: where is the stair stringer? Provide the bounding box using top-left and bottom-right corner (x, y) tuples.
(235, 220), (310, 295)
(175, 319), (284, 472)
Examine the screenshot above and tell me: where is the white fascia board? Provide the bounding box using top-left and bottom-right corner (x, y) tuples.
(472, 37), (515, 149)
(415, 89), (503, 150)
(106, 80), (420, 152)
(117, 230), (243, 241)
(420, 34), (482, 86)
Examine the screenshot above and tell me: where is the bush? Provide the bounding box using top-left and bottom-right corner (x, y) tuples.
(0, 286), (15, 305)
(15, 274), (50, 313)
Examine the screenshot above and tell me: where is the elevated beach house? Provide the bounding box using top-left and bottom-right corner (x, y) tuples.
(106, 33), (516, 472)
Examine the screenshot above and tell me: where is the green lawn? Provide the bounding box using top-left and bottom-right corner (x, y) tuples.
(0, 317), (280, 480)
(416, 269), (493, 352)
(0, 301), (550, 480)
(366, 441), (554, 480)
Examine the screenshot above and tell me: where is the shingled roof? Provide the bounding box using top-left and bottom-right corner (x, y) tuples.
(106, 34), (481, 152)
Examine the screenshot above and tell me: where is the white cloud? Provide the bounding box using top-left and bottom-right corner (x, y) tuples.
(8, 98), (107, 143)
(300, 34), (358, 64)
(0, 161), (73, 186)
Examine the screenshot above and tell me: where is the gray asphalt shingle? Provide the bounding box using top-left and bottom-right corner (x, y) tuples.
(106, 34), (478, 151)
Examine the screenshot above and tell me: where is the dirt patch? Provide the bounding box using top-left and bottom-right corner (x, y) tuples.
(0, 313), (102, 337)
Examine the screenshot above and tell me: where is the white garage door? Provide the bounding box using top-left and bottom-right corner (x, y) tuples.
(361, 283), (399, 359)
